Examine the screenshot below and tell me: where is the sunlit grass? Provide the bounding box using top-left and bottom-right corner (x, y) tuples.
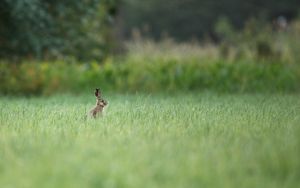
(0, 93), (299, 188)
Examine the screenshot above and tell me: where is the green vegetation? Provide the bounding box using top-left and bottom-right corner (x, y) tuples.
(0, 0), (117, 60)
(1, 1), (299, 188)
(0, 93), (299, 188)
(0, 58), (299, 95)
(2, 18), (300, 95)
(1, 0), (299, 61)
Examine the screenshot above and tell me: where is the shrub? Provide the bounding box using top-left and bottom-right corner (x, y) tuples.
(0, 0), (118, 61)
(0, 57), (299, 95)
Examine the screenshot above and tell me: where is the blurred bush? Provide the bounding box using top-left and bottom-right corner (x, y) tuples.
(0, 58), (299, 95)
(0, 0), (118, 61)
(117, 0), (300, 41)
(125, 17), (300, 64)
(217, 17), (300, 63)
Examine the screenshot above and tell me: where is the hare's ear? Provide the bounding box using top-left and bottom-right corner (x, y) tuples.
(95, 88), (99, 97)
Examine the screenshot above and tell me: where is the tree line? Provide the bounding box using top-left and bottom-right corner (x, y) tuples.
(0, 0), (299, 61)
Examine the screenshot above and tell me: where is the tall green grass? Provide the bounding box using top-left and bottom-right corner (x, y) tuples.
(0, 93), (299, 188)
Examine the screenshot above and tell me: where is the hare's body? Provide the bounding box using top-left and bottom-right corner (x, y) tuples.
(88, 89), (108, 118)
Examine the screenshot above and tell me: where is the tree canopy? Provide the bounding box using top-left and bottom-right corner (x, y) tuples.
(0, 0), (118, 61)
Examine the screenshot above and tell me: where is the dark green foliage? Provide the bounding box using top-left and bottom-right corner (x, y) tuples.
(256, 40), (273, 59)
(0, 0), (118, 61)
(118, 0), (300, 40)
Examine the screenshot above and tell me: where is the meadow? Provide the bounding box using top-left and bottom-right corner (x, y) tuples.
(0, 93), (299, 188)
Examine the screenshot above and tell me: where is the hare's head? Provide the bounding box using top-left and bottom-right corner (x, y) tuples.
(94, 88), (108, 107)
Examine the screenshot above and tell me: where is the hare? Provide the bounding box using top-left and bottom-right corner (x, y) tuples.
(88, 88), (108, 118)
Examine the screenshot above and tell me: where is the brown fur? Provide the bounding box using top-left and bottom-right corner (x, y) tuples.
(89, 89), (108, 118)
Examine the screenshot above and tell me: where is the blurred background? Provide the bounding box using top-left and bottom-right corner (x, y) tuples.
(0, 0), (300, 95)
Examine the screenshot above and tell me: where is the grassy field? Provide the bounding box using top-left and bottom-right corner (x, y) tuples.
(0, 93), (299, 188)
